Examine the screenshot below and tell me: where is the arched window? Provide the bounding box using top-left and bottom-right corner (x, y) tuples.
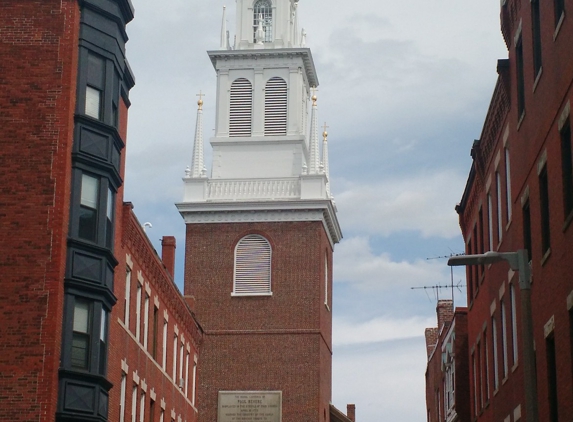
(264, 77), (287, 135)
(229, 78), (252, 137)
(233, 234), (272, 296)
(253, 0), (273, 43)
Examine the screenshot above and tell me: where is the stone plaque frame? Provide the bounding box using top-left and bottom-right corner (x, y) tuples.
(218, 391), (282, 422)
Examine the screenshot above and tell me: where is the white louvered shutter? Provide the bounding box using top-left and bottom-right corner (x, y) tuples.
(229, 78), (252, 137)
(233, 235), (272, 295)
(264, 77), (287, 136)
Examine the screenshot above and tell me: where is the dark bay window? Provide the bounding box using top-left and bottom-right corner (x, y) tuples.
(72, 299), (91, 370)
(99, 310), (108, 375)
(106, 187), (114, 249)
(79, 174), (99, 242)
(85, 54), (105, 120)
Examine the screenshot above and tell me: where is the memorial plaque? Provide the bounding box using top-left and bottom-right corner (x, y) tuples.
(218, 391), (282, 422)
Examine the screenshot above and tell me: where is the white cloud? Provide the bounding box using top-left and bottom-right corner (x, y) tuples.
(334, 236), (449, 290)
(333, 315), (435, 346)
(335, 169), (465, 239)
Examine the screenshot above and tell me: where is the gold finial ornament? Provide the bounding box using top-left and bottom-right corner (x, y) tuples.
(322, 122), (329, 141)
(311, 86), (318, 105)
(196, 90), (205, 110)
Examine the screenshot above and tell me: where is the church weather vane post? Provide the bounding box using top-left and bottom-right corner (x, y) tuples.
(196, 90), (205, 109)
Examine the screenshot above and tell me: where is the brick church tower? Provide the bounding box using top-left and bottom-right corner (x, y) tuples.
(176, 1), (342, 421)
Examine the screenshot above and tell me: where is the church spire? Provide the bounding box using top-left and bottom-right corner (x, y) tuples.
(321, 123), (331, 197)
(308, 89), (320, 174)
(190, 93), (206, 178)
(220, 6), (227, 50)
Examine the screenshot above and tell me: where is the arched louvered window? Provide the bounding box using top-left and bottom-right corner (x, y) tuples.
(264, 77), (287, 136)
(229, 78), (252, 137)
(253, 0), (273, 43)
(233, 234), (272, 296)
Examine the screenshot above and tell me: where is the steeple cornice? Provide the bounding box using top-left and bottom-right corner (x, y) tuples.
(207, 48), (318, 88)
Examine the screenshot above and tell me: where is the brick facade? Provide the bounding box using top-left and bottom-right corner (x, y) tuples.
(184, 221), (334, 422)
(0, 2), (80, 421)
(454, 1), (573, 422)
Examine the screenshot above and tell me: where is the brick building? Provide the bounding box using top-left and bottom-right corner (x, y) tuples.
(452, 1), (573, 422)
(425, 301), (470, 422)
(0, 1), (202, 422)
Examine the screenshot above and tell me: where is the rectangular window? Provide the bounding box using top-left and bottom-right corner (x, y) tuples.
(162, 319), (168, 370)
(523, 199), (532, 261)
(554, 0), (565, 26)
(173, 335), (178, 381)
(185, 351), (190, 397)
(468, 235), (475, 300)
(516, 39), (525, 118)
(85, 54), (105, 120)
(484, 330), (490, 401)
(131, 385), (138, 422)
(143, 294), (150, 350)
(539, 166), (551, 255)
(546, 334), (559, 422)
(324, 253), (329, 307)
(136, 284), (142, 342)
(472, 351), (478, 418)
(72, 299), (91, 370)
(497, 172), (503, 243)
(139, 391), (145, 422)
(99, 309), (108, 375)
(160, 410), (164, 422)
(561, 121), (573, 217)
(179, 341), (184, 384)
(150, 399), (155, 422)
(488, 193), (494, 251)
(125, 268), (131, 328)
(120, 372), (127, 422)
(501, 300), (509, 378)
(510, 284), (519, 366)
(531, 0), (542, 77)
(492, 316), (500, 390)
(152, 306), (159, 360)
(79, 174), (99, 242)
(477, 341), (483, 408)
(192, 355), (198, 406)
(478, 207), (485, 277)
(505, 148), (513, 222)
(106, 187), (114, 249)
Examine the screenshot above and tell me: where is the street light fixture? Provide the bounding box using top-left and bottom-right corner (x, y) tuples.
(448, 250), (538, 422)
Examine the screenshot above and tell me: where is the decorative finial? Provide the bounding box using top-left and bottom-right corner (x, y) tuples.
(311, 86), (318, 105)
(322, 122), (329, 141)
(196, 90), (204, 109)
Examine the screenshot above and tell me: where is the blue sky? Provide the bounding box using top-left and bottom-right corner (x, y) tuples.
(123, 1), (508, 420)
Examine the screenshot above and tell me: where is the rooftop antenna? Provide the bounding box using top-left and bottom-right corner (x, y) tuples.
(410, 252), (466, 306)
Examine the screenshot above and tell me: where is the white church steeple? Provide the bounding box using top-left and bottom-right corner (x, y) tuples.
(189, 93), (206, 178)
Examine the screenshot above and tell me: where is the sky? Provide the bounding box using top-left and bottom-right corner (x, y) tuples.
(123, 1), (508, 420)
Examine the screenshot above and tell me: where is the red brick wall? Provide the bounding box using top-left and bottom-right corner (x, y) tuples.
(108, 204), (201, 422)
(0, 1), (80, 421)
(185, 221), (333, 422)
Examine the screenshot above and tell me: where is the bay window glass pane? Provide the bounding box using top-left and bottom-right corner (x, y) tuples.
(85, 86), (102, 119)
(81, 174), (99, 208)
(100, 310), (107, 341)
(73, 300), (89, 333)
(107, 188), (114, 220)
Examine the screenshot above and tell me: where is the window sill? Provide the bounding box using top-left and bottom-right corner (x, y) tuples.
(511, 362), (519, 373)
(231, 292), (273, 297)
(324, 303), (330, 312)
(505, 218), (513, 232)
(517, 111), (526, 131)
(532, 67), (543, 93)
(541, 248), (551, 267)
(554, 12), (565, 41)
(502, 375), (509, 385)
(563, 209), (573, 232)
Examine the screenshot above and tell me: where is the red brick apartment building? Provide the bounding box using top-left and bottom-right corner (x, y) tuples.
(425, 301), (470, 422)
(0, 1), (201, 422)
(435, 1), (573, 422)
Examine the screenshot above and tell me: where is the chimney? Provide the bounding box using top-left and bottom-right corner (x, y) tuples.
(347, 404), (356, 422)
(161, 236), (176, 278)
(436, 300), (454, 331)
(425, 327), (439, 358)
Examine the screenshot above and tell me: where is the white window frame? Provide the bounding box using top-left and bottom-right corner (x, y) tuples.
(162, 319), (168, 370)
(501, 300), (509, 378)
(139, 390), (145, 422)
(172, 334), (178, 381)
(120, 372), (127, 422)
(505, 148), (512, 222)
(135, 283), (142, 342)
(233, 234), (272, 296)
(192, 355), (198, 406)
(185, 351), (190, 397)
(496, 172), (503, 242)
(125, 268), (131, 327)
(510, 284), (518, 365)
(143, 293), (150, 350)
(131, 385), (138, 422)
(492, 316), (499, 390)
(488, 193), (494, 251)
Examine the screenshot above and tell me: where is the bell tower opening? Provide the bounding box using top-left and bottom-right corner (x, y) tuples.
(253, 0), (273, 43)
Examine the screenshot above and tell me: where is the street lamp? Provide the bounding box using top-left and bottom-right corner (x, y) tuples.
(448, 250), (538, 422)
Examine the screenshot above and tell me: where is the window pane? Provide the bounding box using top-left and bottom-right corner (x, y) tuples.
(72, 333), (90, 369)
(79, 207), (97, 241)
(85, 86), (102, 119)
(87, 54), (105, 88)
(100, 310), (107, 341)
(81, 174), (99, 209)
(74, 300), (90, 333)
